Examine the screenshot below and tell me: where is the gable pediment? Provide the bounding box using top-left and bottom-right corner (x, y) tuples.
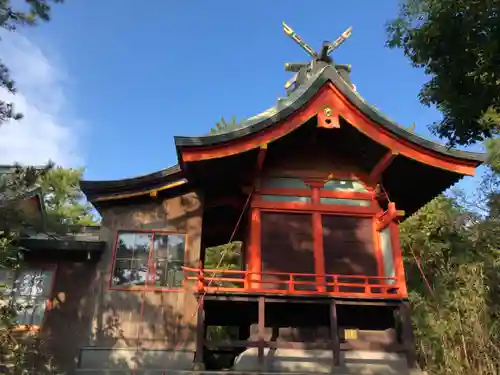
(176, 66), (483, 175)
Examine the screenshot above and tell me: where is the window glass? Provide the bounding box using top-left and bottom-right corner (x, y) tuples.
(0, 269), (55, 327)
(153, 234), (186, 288)
(111, 231), (186, 289)
(261, 177), (310, 190)
(0, 269), (14, 296)
(13, 270), (54, 326)
(379, 227), (396, 285)
(112, 232), (152, 287)
(261, 195), (311, 203)
(319, 198), (370, 206)
(323, 180), (368, 192)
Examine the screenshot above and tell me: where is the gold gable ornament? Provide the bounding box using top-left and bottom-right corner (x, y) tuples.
(317, 105), (340, 129)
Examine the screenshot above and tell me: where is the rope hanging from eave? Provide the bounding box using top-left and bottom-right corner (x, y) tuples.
(130, 192), (253, 375)
(173, 190), (254, 350)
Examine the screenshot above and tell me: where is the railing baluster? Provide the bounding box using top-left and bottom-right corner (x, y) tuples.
(334, 275), (339, 293)
(244, 271), (250, 290)
(182, 266), (404, 298)
(197, 261), (205, 293)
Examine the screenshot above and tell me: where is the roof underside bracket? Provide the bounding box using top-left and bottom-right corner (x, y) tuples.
(369, 150), (399, 183)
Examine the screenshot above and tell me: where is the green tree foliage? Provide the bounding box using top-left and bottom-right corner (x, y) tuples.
(0, 165), (95, 373)
(0, 164), (51, 258)
(481, 139), (500, 220)
(1, 0), (63, 125)
(38, 167), (99, 231)
(388, 10), (500, 367)
(209, 116), (240, 135)
(0, 164), (59, 374)
(400, 141), (500, 374)
(387, 0), (500, 145)
(203, 241), (242, 345)
(407, 122), (416, 133)
(204, 242), (242, 271)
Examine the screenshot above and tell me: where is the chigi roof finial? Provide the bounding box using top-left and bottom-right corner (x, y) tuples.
(282, 22), (354, 93)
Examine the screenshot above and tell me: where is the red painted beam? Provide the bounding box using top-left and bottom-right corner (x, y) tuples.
(369, 151), (398, 183)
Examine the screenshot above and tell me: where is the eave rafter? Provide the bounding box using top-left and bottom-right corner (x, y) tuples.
(257, 143), (268, 172)
(251, 143), (268, 190)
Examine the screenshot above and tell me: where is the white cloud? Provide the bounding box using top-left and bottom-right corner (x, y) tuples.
(0, 30), (82, 167)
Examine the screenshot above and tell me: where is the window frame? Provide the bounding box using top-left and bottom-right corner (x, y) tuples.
(0, 264), (57, 332)
(108, 229), (188, 292)
(253, 174), (378, 215)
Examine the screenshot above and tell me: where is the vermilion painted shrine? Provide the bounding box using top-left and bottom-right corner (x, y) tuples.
(7, 23), (486, 374)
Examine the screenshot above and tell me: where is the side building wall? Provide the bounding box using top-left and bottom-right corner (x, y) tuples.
(41, 260), (100, 373)
(79, 191), (203, 371)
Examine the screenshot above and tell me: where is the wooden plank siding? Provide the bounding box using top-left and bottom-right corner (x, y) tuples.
(90, 192), (203, 351)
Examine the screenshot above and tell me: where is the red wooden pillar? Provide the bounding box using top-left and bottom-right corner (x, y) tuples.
(311, 187), (325, 292)
(389, 221), (407, 297)
(372, 217), (384, 277)
(248, 207), (262, 289)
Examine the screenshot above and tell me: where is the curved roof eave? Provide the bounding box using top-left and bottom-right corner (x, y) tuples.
(79, 164), (183, 195)
(174, 66), (485, 164)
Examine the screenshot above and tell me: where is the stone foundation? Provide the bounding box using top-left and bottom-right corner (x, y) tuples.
(75, 347), (426, 375)
(75, 370), (426, 375)
(234, 348), (414, 374)
(78, 347), (194, 370)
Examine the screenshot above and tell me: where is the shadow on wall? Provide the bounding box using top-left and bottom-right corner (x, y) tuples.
(41, 263), (195, 372)
(7, 260), (99, 374)
(91, 287), (196, 370)
(25, 192), (201, 372)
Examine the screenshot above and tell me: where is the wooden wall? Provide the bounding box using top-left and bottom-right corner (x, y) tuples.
(322, 216), (377, 276)
(257, 135), (379, 281)
(42, 261), (100, 373)
(260, 212), (315, 291)
(89, 191), (203, 351)
(262, 135), (366, 180)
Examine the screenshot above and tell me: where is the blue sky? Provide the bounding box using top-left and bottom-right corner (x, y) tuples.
(0, 0), (485, 191)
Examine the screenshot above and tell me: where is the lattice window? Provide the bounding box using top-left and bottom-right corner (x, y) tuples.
(0, 268), (55, 327)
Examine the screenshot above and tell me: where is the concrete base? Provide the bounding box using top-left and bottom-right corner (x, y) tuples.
(75, 347), (426, 375)
(234, 348), (332, 373)
(78, 347), (194, 370)
(75, 370), (427, 375)
(233, 348), (415, 374)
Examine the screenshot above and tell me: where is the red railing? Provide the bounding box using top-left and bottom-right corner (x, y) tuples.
(182, 266), (405, 299)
